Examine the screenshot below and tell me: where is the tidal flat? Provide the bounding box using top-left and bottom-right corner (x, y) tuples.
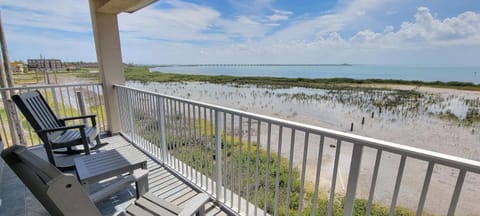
(128, 80), (480, 215)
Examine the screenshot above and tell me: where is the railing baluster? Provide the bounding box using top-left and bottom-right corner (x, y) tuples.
(188, 103), (193, 180)
(127, 90), (135, 139)
(327, 140), (342, 216)
(172, 99), (178, 170)
(298, 132), (309, 216)
(143, 93), (148, 149)
(254, 120), (261, 216)
(59, 87), (67, 117)
(167, 98), (172, 165)
(168, 99), (175, 166)
(85, 85), (92, 118)
(152, 94), (160, 158)
(198, 106), (204, 188)
(230, 113), (235, 208)
(157, 96), (167, 164)
(137, 92), (143, 148)
(344, 144), (364, 216)
(148, 94), (155, 153)
(210, 108), (215, 193)
(203, 107), (209, 192)
(311, 135), (325, 216)
(447, 169), (466, 216)
(65, 87), (74, 117)
(76, 91), (87, 124)
(417, 161), (434, 216)
(390, 155), (407, 216)
(237, 116), (243, 211)
(96, 85), (107, 130)
(273, 125), (283, 216)
(215, 110), (223, 201)
(285, 129), (296, 216)
(366, 149), (383, 216)
(264, 122), (272, 216)
(51, 87), (60, 116)
(192, 104), (198, 184)
(246, 118), (252, 215)
(182, 102), (187, 176)
(223, 111), (227, 203)
(173, 100), (182, 173)
(0, 112), (11, 146)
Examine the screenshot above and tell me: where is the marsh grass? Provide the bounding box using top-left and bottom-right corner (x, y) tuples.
(125, 66), (480, 125)
(125, 66), (480, 91)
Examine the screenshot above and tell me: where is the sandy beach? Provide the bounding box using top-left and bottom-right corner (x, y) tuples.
(128, 81), (480, 215)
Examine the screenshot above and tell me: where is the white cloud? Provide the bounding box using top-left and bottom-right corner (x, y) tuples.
(350, 30), (380, 42)
(272, 9), (293, 15)
(119, 1), (224, 41)
(266, 0), (389, 42)
(388, 7), (480, 43)
(1, 0), (91, 32)
(266, 8), (293, 22)
(187, 5), (480, 65)
(6, 29), (95, 61)
(384, 25), (394, 33)
(267, 14), (289, 22)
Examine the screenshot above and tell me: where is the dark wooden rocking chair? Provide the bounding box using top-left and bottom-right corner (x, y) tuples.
(12, 90), (106, 169)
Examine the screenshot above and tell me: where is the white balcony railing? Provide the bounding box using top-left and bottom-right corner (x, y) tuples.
(117, 84), (480, 215)
(0, 83), (108, 147)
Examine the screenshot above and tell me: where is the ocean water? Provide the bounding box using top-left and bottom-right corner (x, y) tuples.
(151, 64), (480, 83)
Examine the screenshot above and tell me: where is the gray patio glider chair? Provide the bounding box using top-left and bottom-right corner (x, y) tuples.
(1, 145), (210, 216)
(12, 90), (105, 168)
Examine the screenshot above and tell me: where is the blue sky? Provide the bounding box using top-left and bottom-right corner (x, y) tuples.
(1, 0), (480, 65)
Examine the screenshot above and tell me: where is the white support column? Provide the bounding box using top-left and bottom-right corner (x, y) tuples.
(89, 0), (124, 134)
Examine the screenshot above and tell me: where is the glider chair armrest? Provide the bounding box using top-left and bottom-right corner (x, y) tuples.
(59, 114), (97, 127)
(178, 193), (210, 216)
(36, 124), (86, 134)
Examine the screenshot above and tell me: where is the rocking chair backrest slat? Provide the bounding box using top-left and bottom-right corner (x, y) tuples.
(1, 145), (101, 216)
(12, 90), (64, 141)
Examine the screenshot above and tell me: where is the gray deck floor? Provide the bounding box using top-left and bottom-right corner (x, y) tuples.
(0, 135), (231, 216)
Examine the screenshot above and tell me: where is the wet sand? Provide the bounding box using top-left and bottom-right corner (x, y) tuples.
(129, 81), (480, 215)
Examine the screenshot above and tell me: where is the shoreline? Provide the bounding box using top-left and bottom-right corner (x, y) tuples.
(125, 66), (480, 91)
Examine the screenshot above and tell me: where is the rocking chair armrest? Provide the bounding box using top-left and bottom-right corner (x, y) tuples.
(59, 115), (97, 126)
(36, 124), (86, 134)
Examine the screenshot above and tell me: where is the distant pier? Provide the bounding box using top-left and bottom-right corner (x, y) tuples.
(156, 63), (353, 67)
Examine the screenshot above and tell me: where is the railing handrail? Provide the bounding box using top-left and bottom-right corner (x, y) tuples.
(0, 83), (102, 91)
(115, 84), (480, 173)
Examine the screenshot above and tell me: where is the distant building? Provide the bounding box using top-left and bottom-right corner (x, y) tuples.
(10, 61), (25, 73)
(27, 59), (64, 71)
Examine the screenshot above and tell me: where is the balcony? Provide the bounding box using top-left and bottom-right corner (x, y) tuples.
(1, 83), (480, 216)
(1, 1), (479, 215)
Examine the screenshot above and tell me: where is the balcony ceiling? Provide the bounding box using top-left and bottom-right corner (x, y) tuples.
(97, 0), (157, 14)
